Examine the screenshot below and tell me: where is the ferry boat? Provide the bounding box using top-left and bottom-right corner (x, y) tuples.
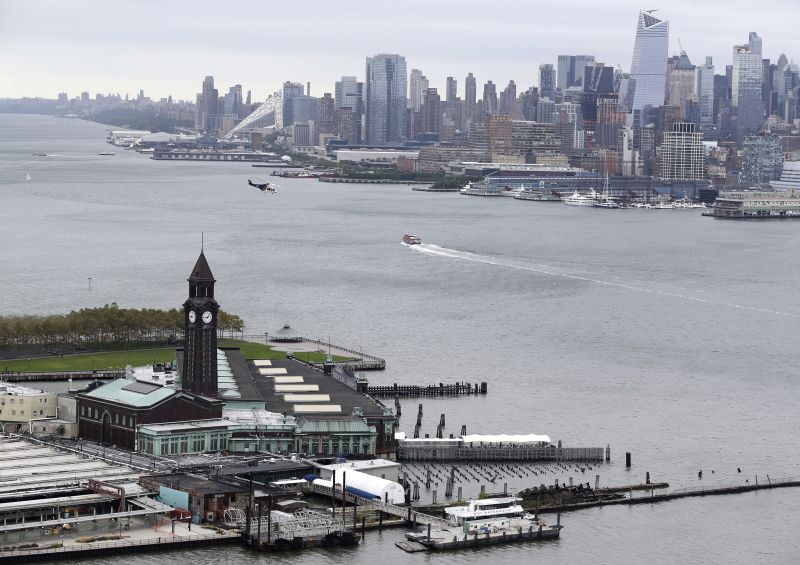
(403, 234), (422, 245)
(444, 497), (526, 532)
(562, 190), (596, 206)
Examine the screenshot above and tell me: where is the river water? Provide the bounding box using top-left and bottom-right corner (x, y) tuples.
(2, 114), (799, 564)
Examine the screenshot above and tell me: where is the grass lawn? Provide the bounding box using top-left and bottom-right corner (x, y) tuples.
(0, 340), (353, 373)
(0, 348), (177, 373)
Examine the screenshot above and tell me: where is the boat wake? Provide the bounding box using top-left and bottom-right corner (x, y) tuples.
(409, 243), (799, 318)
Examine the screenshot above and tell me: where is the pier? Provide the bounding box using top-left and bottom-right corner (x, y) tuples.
(367, 382), (487, 398)
(398, 444), (606, 463)
(318, 177), (434, 185)
(535, 474), (800, 514)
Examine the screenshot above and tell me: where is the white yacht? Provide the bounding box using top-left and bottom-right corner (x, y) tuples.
(562, 190), (596, 206)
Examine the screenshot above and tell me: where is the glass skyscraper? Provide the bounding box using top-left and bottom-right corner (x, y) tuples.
(628, 10), (669, 113)
(365, 54), (407, 145)
(732, 32), (764, 145)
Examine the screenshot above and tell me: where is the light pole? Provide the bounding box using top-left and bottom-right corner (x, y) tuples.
(91, 356), (95, 373)
(27, 358), (30, 372)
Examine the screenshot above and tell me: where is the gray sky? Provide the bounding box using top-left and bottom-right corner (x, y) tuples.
(1, 0), (797, 101)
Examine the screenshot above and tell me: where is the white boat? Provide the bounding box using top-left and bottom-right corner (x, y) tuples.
(25, 173), (31, 181)
(99, 151), (116, 156)
(444, 497), (526, 532)
(593, 174), (619, 208)
(562, 190), (596, 206)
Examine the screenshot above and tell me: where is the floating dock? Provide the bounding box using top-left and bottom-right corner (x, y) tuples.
(400, 517), (560, 552)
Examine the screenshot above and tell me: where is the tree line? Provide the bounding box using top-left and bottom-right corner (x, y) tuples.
(0, 304), (245, 346)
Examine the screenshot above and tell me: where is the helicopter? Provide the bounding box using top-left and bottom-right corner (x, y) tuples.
(248, 178), (278, 194)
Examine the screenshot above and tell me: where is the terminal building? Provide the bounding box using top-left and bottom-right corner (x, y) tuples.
(76, 250), (396, 458)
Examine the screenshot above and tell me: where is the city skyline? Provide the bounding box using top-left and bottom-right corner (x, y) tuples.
(1, 0), (798, 101)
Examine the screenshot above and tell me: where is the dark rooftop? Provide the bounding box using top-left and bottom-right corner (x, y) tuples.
(147, 473), (248, 495)
(221, 459), (314, 477)
(224, 348), (265, 403)
(189, 251), (215, 282)
(249, 358), (388, 418)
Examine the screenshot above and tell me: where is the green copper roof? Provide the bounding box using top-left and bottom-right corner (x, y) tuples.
(84, 378), (176, 407)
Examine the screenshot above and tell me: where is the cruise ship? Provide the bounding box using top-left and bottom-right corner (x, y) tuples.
(703, 191), (800, 219)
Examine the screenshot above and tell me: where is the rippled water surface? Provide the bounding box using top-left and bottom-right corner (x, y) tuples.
(2, 114), (800, 564)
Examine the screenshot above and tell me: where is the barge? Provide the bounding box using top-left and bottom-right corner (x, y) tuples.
(401, 497), (560, 551)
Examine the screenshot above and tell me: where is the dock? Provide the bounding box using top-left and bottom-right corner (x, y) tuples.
(367, 382), (487, 398)
(318, 177), (434, 185)
(534, 474), (800, 514)
(401, 520), (560, 551)
(398, 441), (607, 463)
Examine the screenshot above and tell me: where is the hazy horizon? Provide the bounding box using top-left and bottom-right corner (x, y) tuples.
(1, 0), (797, 102)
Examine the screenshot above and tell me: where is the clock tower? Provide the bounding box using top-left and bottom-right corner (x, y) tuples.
(182, 251), (219, 397)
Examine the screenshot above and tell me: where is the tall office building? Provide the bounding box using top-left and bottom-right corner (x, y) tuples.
(539, 64), (556, 99)
(483, 81), (498, 114)
(629, 10), (669, 113)
(557, 55), (595, 92)
(596, 98), (626, 148)
(465, 73), (477, 127)
(732, 32), (764, 144)
(498, 80), (517, 116)
(198, 76), (219, 135)
(422, 88), (441, 135)
(335, 76), (364, 143)
(446, 77), (458, 102)
(317, 93), (335, 143)
(281, 81), (304, 129)
(365, 53), (408, 145)
(666, 51), (696, 119)
(409, 69), (428, 112)
(696, 57), (715, 126)
(658, 122), (704, 180)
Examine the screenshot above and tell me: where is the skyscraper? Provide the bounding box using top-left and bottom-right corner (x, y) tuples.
(629, 10), (669, 113)
(732, 32), (764, 145)
(335, 76), (364, 143)
(498, 80), (516, 116)
(317, 93), (335, 143)
(539, 64), (555, 99)
(446, 77), (457, 102)
(422, 88), (441, 135)
(199, 76), (219, 135)
(280, 81), (304, 129)
(409, 69), (428, 112)
(696, 57), (715, 126)
(557, 55), (595, 92)
(465, 73), (477, 127)
(483, 81), (497, 114)
(666, 51), (696, 119)
(365, 53), (408, 145)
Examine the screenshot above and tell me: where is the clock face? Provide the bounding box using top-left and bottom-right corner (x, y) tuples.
(188, 311), (196, 323)
(202, 311), (213, 324)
